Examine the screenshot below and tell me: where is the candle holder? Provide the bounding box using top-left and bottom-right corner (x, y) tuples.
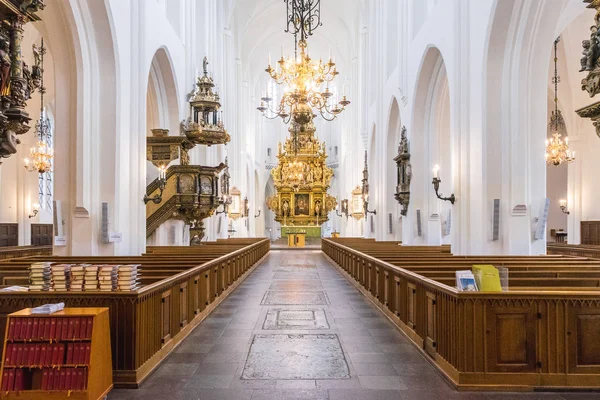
(144, 166), (167, 205)
(432, 177), (455, 204)
(559, 200), (570, 215)
(335, 199), (349, 219)
(28, 204), (40, 219)
(363, 195), (377, 216)
(254, 209), (262, 218)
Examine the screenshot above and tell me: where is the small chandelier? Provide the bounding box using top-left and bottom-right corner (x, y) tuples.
(24, 38), (53, 174)
(545, 37), (574, 167)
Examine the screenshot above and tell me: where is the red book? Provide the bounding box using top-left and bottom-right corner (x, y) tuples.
(73, 343), (80, 365)
(22, 345), (29, 367)
(33, 343), (41, 366)
(83, 343), (91, 365)
(65, 368), (72, 390)
(15, 344), (23, 366)
(50, 343), (58, 365)
(1, 370), (9, 391)
(39, 344), (47, 366)
(49, 318), (57, 340)
(73, 318), (80, 340)
(58, 369), (66, 390)
(11, 345), (17, 366)
(73, 368), (83, 390)
(25, 318), (33, 339)
(13, 318), (22, 340)
(41, 368), (49, 390)
(66, 343), (73, 364)
(47, 369), (55, 390)
(32, 318), (39, 339)
(86, 317), (93, 339)
(80, 318), (87, 340)
(58, 343), (65, 365)
(7, 369), (14, 391)
(43, 318), (50, 340)
(67, 319), (75, 339)
(14, 369), (23, 391)
(83, 369), (88, 390)
(61, 319), (69, 340)
(27, 343), (36, 366)
(7, 318), (15, 339)
(4, 343), (13, 365)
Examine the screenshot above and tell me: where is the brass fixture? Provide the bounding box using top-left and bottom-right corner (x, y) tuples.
(559, 199), (570, 215)
(143, 166), (167, 204)
(432, 165), (455, 204)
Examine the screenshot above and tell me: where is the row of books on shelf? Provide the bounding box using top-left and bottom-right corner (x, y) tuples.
(7, 316), (93, 341)
(1, 367), (88, 392)
(455, 265), (508, 292)
(29, 262), (141, 292)
(4, 342), (91, 367)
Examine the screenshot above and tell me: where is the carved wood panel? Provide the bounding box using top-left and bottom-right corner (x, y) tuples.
(485, 305), (537, 373)
(0, 224), (18, 247)
(31, 223), (52, 246)
(568, 306), (600, 374)
(179, 282), (188, 328)
(161, 290), (172, 345)
(581, 221), (600, 245)
(425, 291), (437, 358)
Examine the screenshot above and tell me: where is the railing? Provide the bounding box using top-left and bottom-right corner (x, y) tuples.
(547, 244), (600, 259)
(0, 245), (52, 260)
(0, 239), (270, 387)
(323, 239), (600, 391)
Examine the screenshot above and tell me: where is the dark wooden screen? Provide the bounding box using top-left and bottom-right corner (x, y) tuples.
(581, 221), (600, 245)
(31, 224), (53, 246)
(0, 224), (17, 247)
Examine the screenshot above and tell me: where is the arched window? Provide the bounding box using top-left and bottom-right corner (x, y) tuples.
(38, 108), (53, 210)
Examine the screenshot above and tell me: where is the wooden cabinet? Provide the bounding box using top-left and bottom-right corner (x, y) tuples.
(0, 224), (17, 247)
(31, 224), (53, 246)
(0, 308), (113, 400)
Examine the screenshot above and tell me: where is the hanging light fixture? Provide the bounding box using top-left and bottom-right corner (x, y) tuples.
(24, 38), (53, 174)
(545, 37), (574, 167)
(257, 1), (349, 123)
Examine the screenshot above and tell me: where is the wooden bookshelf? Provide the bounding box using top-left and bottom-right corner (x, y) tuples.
(0, 308), (112, 400)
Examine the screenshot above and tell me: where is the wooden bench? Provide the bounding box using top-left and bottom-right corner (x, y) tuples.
(0, 238), (270, 388)
(322, 238), (600, 391)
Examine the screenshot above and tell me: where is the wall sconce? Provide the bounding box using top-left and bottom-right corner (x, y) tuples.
(432, 165), (455, 204)
(361, 151), (377, 217)
(559, 199), (570, 215)
(216, 194), (231, 215)
(335, 199), (349, 219)
(144, 165), (167, 204)
(29, 203), (40, 219)
(254, 208), (262, 218)
(363, 193), (377, 216)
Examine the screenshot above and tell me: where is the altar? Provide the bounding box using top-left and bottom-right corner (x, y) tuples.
(282, 226), (321, 238)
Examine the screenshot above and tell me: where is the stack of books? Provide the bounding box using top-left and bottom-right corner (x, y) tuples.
(117, 264), (141, 291)
(70, 265), (87, 291)
(84, 266), (99, 291)
(51, 264), (72, 292)
(28, 262), (52, 291)
(98, 265), (118, 291)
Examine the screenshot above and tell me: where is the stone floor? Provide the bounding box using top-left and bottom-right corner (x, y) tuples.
(109, 250), (598, 400)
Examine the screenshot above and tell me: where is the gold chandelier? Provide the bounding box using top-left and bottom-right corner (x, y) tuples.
(257, 39), (350, 122)
(24, 39), (53, 174)
(545, 37), (574, 167)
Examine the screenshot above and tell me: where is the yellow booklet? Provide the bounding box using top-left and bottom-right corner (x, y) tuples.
(472, 265), (502, 292)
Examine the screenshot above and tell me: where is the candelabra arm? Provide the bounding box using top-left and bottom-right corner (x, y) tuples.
(560, 205), (570, 215)
(432, 177), (456, 204)
(143, 178), (166, 205)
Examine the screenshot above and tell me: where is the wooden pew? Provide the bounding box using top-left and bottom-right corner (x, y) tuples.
(0, 238), (270, 388)
(322, 238), (600, 391)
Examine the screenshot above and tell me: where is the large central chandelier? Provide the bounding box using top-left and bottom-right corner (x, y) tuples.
(257, 0), (349, 123)
(24, 39), (53, 174)
(257, 40), (349, 122)
(545, 37), (574, 167)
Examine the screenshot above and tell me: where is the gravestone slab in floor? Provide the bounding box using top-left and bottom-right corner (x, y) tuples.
(269, 280), (323, 291)
(242, 334), (350, 380)
(263, 308), (329, 330)
(261, 291), (329, 305)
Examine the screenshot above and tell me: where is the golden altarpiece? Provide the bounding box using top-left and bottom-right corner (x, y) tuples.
(266, 119), (336, 237)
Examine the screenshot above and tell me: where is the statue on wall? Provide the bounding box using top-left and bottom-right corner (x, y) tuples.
(394, 126), (411, 216)
(580, 2), (600, 97)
